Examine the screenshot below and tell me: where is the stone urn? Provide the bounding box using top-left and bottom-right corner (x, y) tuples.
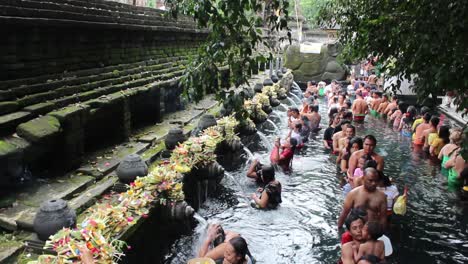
(277, 93), (287, 100)
(165, 128), (186, 150)
(270, 97), (281, 107)
(276, 70), (283, 79)
(116, 154), (148, 183)
(271, 74), (279, 83)
(237, 122), (257, 136)
(34, 199), (76, 241)
(262, 104), (273, 114)
(193, 114), (217, 136)
(263, 78), (273, 86)
(254, 83), (263, 93)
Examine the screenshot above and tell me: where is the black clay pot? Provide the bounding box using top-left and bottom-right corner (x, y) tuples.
(262, 105), (273, 114)
(263, 78), (274, 86)
(276, 70), (283, 78)
(165, 128), (186, 150)
(254, 83), (263, 93)
(225, 139), (242, 152)
(34, 199), (76, 241)
(252, 114), (267, 124)
(271, 74), (279, 83)
(194, 115), (217, 136)
(270, 97), (281, 107)
(116, 154), (148, 183)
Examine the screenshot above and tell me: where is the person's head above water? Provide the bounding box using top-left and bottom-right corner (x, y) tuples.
(363, 135), (377, 154)
(344, 209), (366, 241)
(290, 107), (300, 117)
(349, 137), (364, 152)
(423, 112), (432, 123)
(224, 237), (249, 264)
(294, 122), (302, 131)
(260, 165), (275, 184)
(430, 116), (440, 128)
(449, 128), (463, 146)
(346, 125), (356, 138)
(363, 221), (383, 241)
(357, 254), (381, 264)
(363, 167), (380, 192)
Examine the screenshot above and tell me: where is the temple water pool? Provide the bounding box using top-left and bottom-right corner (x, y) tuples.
(165, 98), (468, 264)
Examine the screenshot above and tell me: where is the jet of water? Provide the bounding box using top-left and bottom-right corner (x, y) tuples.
(279, 103), (289, 111)
(289, 92), (303, 104)
(286, 97), (299, 108)
(257, 131), (273, 151)
(266, 119), (280, 133)
(243, 146), (254, 163)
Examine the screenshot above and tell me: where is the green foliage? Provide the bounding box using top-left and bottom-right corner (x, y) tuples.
(298, 0), (331, 28)
(316, 0), (468, 158)
(164, 0), (291, 104)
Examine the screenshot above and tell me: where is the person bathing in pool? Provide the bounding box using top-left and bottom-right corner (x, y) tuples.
(270, 137), (298, 172)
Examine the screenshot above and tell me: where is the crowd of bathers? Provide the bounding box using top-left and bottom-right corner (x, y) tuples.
(171, 77), (467, 264)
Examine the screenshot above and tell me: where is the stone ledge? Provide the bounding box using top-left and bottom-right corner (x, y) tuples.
(16, 115), (61, 143)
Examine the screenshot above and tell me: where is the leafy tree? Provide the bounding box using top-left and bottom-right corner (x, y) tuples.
(298, 0), (331, 28)
(164, 0), (291, 105)
(316, 0), (468, 158)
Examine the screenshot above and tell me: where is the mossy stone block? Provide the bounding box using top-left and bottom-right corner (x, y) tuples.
(0, 101), (19, 115)
(49, 104), (90, 131)
(0, 140), (16, 156)
(17, 116), (61, 143)
(23, 102), (56, 115)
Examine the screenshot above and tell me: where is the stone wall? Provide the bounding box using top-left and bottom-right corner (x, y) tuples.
(0, 0), (217, 187)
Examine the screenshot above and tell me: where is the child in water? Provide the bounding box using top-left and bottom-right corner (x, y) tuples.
(354, 221), (385, 262)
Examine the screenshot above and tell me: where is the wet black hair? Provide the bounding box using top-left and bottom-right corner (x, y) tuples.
(364, 135), (377, 146)
(438, 125), (450, 144)
(329, 107), (339, 120)
(365, 221), (383, 240)
(290, 107), (299, 114)
(363, 158), (378, 170)
(420, 106), (431, 115)
(343, 111), (353, 120)
(311, 105), (319, 112)
(228, 237), (248, 261)
(423, 112), (432, 122)
(344, 208), (367, 230)
(380, 171), (391, 187)
(346, 101), (352, 108)
(398, 102), (408, 113)
(358, 254), (381, 264)
(261, 165), (275, 183)
(295, 122), (302, 130)
(347, 124), (356, 134)
(289, 137), (298, 152)
(430, 116), (440, 127)
(350, 137), (363, 149)
(311, 80), (317, 86)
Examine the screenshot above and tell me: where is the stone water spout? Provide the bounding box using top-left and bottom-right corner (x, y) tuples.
(193, 114), (217, 136)
(275, 58), (283, 78)
(270, 59), (279, 83)
(160, 201), (195, 221)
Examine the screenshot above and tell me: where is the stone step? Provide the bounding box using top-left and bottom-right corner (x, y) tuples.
(0, 173), (95, 231)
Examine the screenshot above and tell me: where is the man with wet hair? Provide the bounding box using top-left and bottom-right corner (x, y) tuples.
(338, 167), (387, 231)
(333, 120), (351, 154)
(352, 91), (368, 122)
(340, 209), (367, 264)
(347, 135), (384, 178)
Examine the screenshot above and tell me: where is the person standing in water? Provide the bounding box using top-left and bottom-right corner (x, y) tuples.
(352, 91), (368, 122)
(347, 135), (384, 177)
(338, 168), (387, 231)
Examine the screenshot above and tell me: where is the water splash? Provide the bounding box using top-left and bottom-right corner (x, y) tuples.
(289, 92), (303, 104)
(292, 81), (301, 91)
(266, 119), (280, 133)
(225, 172), (249, 202)
(286, 97), (299, 108)
(279, 103), (289, 111)
(257, 131), (273, 151)
(193, 212), (209, 257)
(243, 146), (254, 165)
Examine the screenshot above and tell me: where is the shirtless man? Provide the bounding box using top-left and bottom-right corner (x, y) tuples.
(341, 211), (366, 264)
(383, 96), (398, 116)
(413, 113), (431, 146)
(347, 135), (384, 178)
(338, 167), (387, 230)
(351, 91), (368, 122)
(371, 92), (382, 112)
(333, 120), (351, 154)
(376, 95), (389, 115)
(337, 125), (356, 164)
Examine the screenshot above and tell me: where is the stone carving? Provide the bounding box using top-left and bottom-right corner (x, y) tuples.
(284, 42), (347, 83)
(193, 115), (217, 136)
(33, 199), (76, 241)
(116, 154), (148, 183)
